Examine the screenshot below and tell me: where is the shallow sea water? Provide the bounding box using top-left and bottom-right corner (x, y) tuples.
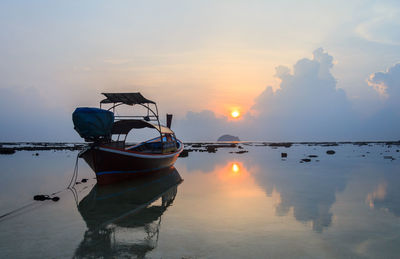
(1, 143), (400, 258)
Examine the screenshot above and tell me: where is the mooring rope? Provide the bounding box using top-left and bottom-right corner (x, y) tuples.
(67, 155), (79, 190)
(0, 153), (83, 222)
(0, 202), (37, 221)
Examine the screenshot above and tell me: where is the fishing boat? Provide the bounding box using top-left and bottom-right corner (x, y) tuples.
(73, 92), (183, 185)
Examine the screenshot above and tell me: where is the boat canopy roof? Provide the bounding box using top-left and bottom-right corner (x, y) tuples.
(101, 93), (155, 105)
(111, 119), (174, 135)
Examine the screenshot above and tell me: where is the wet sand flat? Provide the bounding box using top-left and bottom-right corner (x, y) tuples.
(0, 142), (400, 258)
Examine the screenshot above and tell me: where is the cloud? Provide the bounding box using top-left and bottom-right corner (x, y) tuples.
(175, 48), (400, 141)
(2, 49), (400, 142)
(362, 62), (400, 139)
(248, 48), (357, 141)
(355, 3), (400, 45)
(368, 63), (400, 101)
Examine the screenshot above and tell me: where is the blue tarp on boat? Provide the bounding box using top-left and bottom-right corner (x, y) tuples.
(73, 107), (114, 141)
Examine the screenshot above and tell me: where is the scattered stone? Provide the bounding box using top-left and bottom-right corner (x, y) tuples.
(281, 153), (287, 158)
(233, 150), (248, 154)
(206, 146), (217, 153)
(269, 143), (292, 148)
(0, 143), (85, 152)
(238, 146), (244, 149)
(33, 195), (49, 201)
(384, 156), (395, 160)
(326, 150), (336, 155)
(179, 149), (189, 157)
(354, 142), (368, 146)
(217, 134), (240, 141)
(211, 143), (236, 148)
(33, 194), (59, 202)
(0, 148), (16, 155)
(321, 142), (339, 146)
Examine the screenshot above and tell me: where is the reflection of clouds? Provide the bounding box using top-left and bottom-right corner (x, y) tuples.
(184, 150), (348, 232)
(249, 148), (349, 233)
(268, 173), (345, 233)
(367, 172), (400, 217)
(366, 182), (387, 208)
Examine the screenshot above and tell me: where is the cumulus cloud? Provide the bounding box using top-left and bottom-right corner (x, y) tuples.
(3, 49), (400, 142)
(368, 63), (400, 102)
(362, 62), (400, 139)
(176, 48), (400, 141)
(248, 48), (357, 141)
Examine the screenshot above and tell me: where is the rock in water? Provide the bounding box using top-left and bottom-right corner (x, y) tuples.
(179, 149), (189, 157)
(217, 134), (240, 141)
(206, 146), (217, 153)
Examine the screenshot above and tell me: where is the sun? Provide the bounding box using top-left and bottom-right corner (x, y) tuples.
(231, 110), (240, 118)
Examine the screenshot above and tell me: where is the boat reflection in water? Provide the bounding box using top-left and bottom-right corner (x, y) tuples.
(74, 166), (182, 258)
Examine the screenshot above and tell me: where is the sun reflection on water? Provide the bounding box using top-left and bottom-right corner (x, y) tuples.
(232, 163), (240, 174)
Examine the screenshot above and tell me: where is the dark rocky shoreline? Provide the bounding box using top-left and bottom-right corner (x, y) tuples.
(1, 141), (399, 156)
(0, 143), (86, 154)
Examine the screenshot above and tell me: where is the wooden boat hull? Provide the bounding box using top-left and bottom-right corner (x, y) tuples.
(79, 141), (183, 185)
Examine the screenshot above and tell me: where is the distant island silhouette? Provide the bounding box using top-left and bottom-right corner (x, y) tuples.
(217, 134), (240, 141)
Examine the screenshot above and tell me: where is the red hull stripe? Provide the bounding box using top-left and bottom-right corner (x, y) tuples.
(98, 142), (183, 159)
(96, 165), (171, 176)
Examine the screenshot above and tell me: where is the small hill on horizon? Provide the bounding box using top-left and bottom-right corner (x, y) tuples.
(217, 134), (240, 141)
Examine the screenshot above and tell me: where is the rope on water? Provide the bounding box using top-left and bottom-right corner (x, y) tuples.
(0, 202), (37, 221)
(0, 153), (85, 221)
(67, 155), (79, 190)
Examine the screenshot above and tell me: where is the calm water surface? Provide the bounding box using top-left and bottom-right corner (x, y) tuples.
(0, 143), (400, 258)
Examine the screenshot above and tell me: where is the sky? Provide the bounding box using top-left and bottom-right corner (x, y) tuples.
(1, 0), (400, 141)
